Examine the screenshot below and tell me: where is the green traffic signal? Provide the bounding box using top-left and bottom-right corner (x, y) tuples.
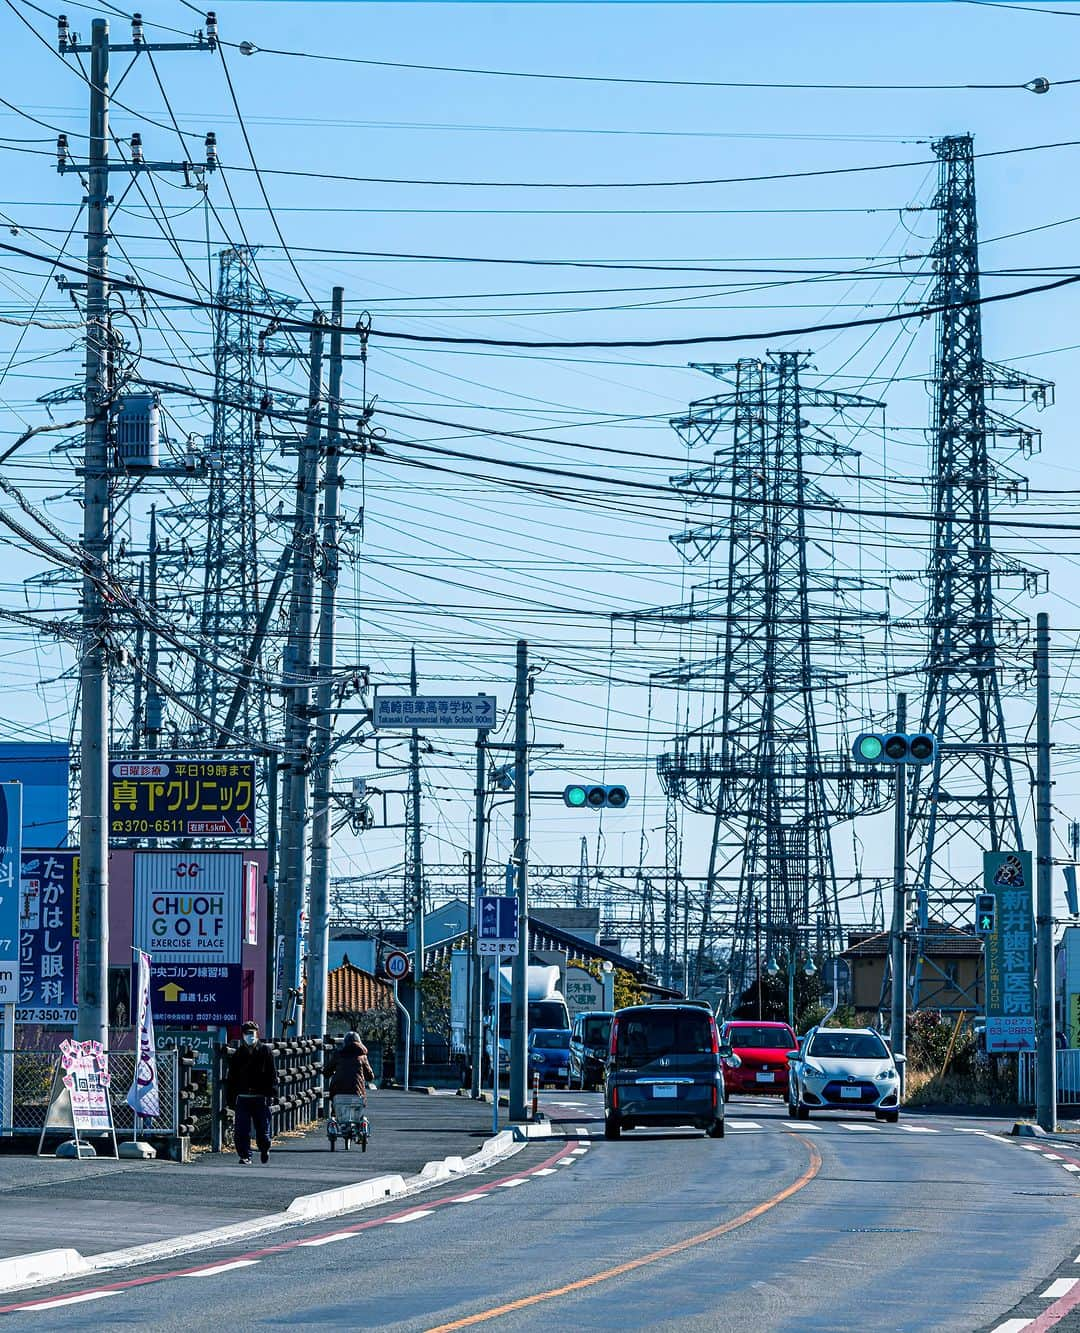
(565, 785), (588, 807)
(563, 783), (630, 809)
(856, 734), (884, 761)
(852, 731), (936, 765)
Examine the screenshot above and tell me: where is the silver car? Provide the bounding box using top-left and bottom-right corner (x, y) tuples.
(787, 1026), (904, 1122)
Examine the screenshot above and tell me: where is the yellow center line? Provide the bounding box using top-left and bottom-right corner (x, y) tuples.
(426, 1134), (823, 1332)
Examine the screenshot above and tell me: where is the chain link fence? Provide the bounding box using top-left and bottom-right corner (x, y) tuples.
(1, 1048), (179, 1136)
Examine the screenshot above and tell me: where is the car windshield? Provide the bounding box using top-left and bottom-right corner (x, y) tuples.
(531, 1030), (570, 1050)
(807, 1031), (888, 1061)
(728, 1026), (794, 1049)
(583, 1016), (611, 1046)
(616, 1009), (713, 1065)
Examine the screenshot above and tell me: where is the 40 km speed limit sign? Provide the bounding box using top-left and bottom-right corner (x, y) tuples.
(383, 950), (411, 981)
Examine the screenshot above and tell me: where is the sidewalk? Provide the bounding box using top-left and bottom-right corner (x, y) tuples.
(0, 1091), (502, 1264)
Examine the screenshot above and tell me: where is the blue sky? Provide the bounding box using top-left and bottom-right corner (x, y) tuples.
(1, 0), (1080, 941)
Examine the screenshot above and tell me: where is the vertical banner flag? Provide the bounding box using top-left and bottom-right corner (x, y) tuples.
(126, 948), (160, 1118)
(983, 850), (1036, 1054)
(0, 783), (23, 1004)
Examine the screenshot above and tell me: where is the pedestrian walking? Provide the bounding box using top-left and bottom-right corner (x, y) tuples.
(226, 1021), (278, 1165)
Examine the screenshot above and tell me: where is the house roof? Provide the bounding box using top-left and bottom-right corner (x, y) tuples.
(326, 960), (394, 1014)
(842, 923), (984, 959)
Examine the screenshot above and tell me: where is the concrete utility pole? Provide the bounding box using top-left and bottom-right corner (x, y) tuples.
(57, 11), (215, 1047)
(145, 505), (161, 750)
(305, 287), (344, 1039)
(509, 640), (530, 1121)
(1035, 613), (1057, 1131)
(471, 731), (486, 1097)
(278, 313), (326, 1035)
(890, 693), (908, 1072)
(76, 17), (112, 1047)
(408, 649), (425, 1064)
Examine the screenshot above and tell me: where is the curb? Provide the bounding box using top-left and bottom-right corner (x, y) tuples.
(0, 1125), (533, 1297)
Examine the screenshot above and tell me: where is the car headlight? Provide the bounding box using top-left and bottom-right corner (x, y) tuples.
(876, 1067), (897, 1080)
(724, 1054), (742, 1069)
(802, 1061), (826, 1078)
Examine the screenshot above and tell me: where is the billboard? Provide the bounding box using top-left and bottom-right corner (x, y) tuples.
(109, 759), (255, 839)
(149, 963), (242, 1026)
(983, 850), (1036, 1054)
(0, 784), (23, 1004)
(0, 744), (69, 848)
(17, 851), (77, 1024)
(132, 852), (244, 964)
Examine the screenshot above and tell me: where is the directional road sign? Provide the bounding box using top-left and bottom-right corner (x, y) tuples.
(477, 894), (519, 957)
(373, 695), (497, 731)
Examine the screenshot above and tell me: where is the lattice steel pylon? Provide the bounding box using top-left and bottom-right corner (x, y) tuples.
(907, 135), (1053, 958)
(653, 354), (887, 996)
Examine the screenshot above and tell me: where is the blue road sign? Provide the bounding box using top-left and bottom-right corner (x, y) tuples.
(477, 894), (518, 957)
(373, 695), (497, 731)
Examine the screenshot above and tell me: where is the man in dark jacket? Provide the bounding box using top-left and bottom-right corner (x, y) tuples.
(226, 1021), (278, 1165)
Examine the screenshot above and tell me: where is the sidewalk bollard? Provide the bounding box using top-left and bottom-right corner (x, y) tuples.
(531, 1071), (539, 1120)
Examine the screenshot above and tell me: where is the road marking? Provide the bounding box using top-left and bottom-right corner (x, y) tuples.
(496, 1179), (526, 1188)
(531, 1168), (558, 1176)
(181, 1260), (260, 1277)
(728, 1120), (762, 1130)
(387, 1210), (437, 1223)
(557, 1156), (576, 1164)
(423, 1136), (823, 1333)
(1022, 1145), (1046, 1152)
(1062, 1165), (1080, 1173)
(298, 1233), (356, 1247)
(452, 1193), (489, 1202)
(900, 1126), (938, 1133)
(989, 1321), (1032, 1332)
(1042, 1154), (1065, 1161)
(1042, 1280), (1078, 1299)
(575, 1126), (591, 1136)
(570, 1147), (588, 1155)
(841, 1124), (879, 1132)
(19, 1293), (118, 1312)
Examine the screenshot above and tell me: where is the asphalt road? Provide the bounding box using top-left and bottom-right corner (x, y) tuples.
(4, 1095), (1080, 1332)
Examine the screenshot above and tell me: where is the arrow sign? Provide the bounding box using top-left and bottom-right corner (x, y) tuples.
(159, 982), (185, 1004)
(373, 695), (498, 731)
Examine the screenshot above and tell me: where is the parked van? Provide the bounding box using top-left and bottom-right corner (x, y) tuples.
(604, 1002), (729, 1140)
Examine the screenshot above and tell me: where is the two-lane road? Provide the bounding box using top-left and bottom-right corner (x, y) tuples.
(3, 1096), (1079, 1331)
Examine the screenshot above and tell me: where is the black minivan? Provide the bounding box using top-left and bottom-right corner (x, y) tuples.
(569, 1011), (613, 1090)
(604, 1003), (728, 1139)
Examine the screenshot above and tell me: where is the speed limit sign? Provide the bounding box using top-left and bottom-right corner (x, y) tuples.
(384, 950), (411, 981)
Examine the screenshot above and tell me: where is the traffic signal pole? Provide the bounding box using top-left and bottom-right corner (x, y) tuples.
(1035, 613), (1057, 1132)
(890, 693), (908, 1076)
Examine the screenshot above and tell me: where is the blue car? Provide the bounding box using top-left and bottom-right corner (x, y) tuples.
(529, 1028), (573, 1089)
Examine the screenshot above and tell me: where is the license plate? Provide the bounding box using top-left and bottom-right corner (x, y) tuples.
(840, 1087), (862, 1100)
(653, 1083), (678, 1098)
(756, 1072), (775, 1084)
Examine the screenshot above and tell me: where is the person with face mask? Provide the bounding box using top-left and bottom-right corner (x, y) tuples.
(226, 1021), (278, 1165)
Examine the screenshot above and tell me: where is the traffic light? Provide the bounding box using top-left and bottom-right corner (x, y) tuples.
(974, 893), (996, 936)
(563, 784), (629, 809)
(852, 732), (937, 765)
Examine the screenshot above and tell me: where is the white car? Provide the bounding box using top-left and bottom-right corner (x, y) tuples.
(787, 1026), (904, 1122)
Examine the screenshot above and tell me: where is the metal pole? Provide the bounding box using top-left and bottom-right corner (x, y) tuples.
(471, 732), (485, 1097)
(144, 505), (161, 750)
(305, 287), (344, 1039)
(278, 313), (325, 1036)
(408, 649), (424, 1065)
(787, 934), (795, 1030)
(509, 640), (530, 1121)
(890, 693), (908, 1075)
(392, 980), (410, 1092)
(77, 17), (111, 1049)
(1036, 612), (1057, 1131)
(265, 753), (278, 1034)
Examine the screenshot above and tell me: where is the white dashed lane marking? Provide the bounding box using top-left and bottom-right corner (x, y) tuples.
(570, 1147), (589, 1155)
(1062, 1164), (1080, 1173)
(452, 1193), (488, 1203)
(727, 1120), (762, 1130)
(575, 1125), (591, 1136)
(182, 1260), (260, 1277)
(531, 1168), (558, 1176)
(496, 1179), (527, 1188)
(841, 1124), (880, 1132)
(21, 1293), (119, 1312)
(990, 1320), (1033, 1332)
(1042, 1153), (1065, 1160)
(899, 1126), (938, 1133)
(386, 1210), (437, 1223)
(298, 1233), (356, 1247)
(1041, 1278), (1079, 1299)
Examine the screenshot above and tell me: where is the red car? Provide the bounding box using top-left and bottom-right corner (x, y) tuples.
(720, 1020), (799, 1099)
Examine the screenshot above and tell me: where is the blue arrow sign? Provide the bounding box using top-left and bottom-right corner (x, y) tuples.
(373, 695), (498, 731)
(478, 895), (518, 943)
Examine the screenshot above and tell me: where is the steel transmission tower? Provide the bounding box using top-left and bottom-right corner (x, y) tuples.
(654, 354), (886, 996)
(187, 246), (298, 746)
(908, 135), (1053, 950)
